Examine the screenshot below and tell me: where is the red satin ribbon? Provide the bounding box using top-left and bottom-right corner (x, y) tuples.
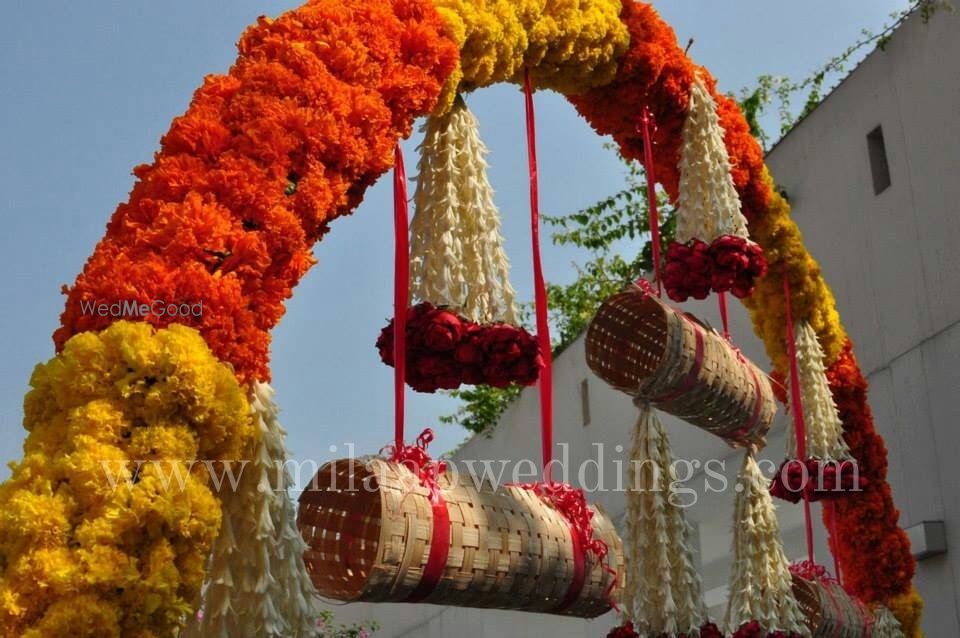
(523, 72), (618, 613)
(524, 70), (554, 481)
(654, 325), (704, 404)
(784, 271), (815, 563)
(512, 481), (618, 612)
(639, 106), (662, 295)
(825, 500), (843, 585)
(393, 144), (409, 453)
(391, 147), (450, 601)
(718, 291), (730, 340)
(384, 428), (451, 602)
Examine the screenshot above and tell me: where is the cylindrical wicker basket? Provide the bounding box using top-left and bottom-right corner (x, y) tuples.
(585, 285), (775, 446)
(297, 459), (623, 618)
(792, 574), (871, 637)
(297, 458), (624, 618)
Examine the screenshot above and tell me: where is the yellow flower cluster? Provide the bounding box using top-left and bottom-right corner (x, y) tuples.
(743, 171), (847, 372)
(433, 0), (629, 110)
(887, 588), (923, 638)
(0, 321), (254, 637)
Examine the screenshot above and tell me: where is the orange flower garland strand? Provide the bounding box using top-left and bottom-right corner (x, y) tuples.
(54, 0), (460, 384)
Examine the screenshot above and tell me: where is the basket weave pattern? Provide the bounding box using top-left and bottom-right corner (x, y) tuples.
(792, 575), (870, 637)
(585, 286), (774, 446)
(297, 458), (623, 618)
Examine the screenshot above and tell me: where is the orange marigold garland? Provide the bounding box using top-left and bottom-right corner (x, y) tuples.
(823, 343), (915, 604)
(54, 0), (460, 384)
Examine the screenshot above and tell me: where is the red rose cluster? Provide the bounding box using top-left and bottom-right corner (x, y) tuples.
(377, 302), (542, 393)
(769, 458), (868, 504)
(731, 621), (804, 638)
(663, 235), (767, 302)
(606, 622), (723, 638)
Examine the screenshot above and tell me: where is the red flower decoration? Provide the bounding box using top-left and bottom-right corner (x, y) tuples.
(606, 622), (639, 638)
(664, 239), (713, 302)
(769, 457), (868, 504)
(730, 621), (803, 638)
(377, 302), (542, 393)
(713, 235), (768, 299)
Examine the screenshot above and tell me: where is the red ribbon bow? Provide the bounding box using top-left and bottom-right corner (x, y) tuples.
(789, 559), (838, 585)
(513, 481), (619, 611)
(383, 428), (447, 501)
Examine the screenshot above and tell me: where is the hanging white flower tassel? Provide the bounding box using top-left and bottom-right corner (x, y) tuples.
(770, 321), (864, 504)
(624, 401), (710, 636)
(184, 382), (318, 638)
(724, 451), (807, 636)
(410, 95), (517, 324)
(873, 604), (906, 638)
(787, 322), (849, 460)
(674, 76), (747, 245)
(664, 75), (766, 302)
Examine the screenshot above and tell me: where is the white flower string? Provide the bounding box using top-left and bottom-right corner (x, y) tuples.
(873, 604), (906, 638)
(185, 383), (318, 638)
(674, 76), (749, 244)
(625, 401), (708, 635)
(785, 321), (851, 461)
(410, 95), (517, 324)
(724, 451), (807, 635)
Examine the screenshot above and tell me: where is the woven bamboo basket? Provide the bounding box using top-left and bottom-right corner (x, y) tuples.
(585, 285), (775, 446)
(792, 574), (871, 637)
(297, 457), (624, 617)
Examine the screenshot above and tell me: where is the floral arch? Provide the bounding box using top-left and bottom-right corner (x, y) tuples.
(0, 0), (920, 636)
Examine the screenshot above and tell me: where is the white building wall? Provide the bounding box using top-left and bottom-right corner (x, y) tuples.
(322, 8), (960, 636)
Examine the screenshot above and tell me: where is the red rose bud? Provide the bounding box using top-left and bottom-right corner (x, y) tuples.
(665, 239), (714, 302)
(376, 303), (541, 392)
(698, 623), (724, 638)
(606, 622), (639, 638)
(376, 323), (395, 365)
(454, 340), (483, 365)
(423, 309), (463, 351)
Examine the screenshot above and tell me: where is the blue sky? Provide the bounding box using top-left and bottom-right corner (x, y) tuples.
(0, 0), (910, 476)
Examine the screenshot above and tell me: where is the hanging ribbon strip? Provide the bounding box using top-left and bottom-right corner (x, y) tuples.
(524, 70), (554, 479)
(393, 144), (410, 452)
(383, 428), (451, 602)
(523, 71), (619, 612)
(639, 107), (663, 295)
(511, 481), (618, 611)
(783, 272), (816, 564)
(389, 148), (450, 602)
(718, 291), (731, 340)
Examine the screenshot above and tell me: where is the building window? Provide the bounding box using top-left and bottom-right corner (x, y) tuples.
(867, 125), (891, 194)
(579, 379), (591, 427)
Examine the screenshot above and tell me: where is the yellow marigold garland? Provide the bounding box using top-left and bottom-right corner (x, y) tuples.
(0, 322), (254, 637)
(433, 0), (629, 110)
(742, 172), (847, 373)
(888, 588), (924, 638)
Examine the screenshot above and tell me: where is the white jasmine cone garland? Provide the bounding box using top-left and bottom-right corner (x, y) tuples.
(183, 383), (318, 638)
(663, 76), (766, 302)
(409, 94), (517, 324)
(623, 402), (715, 636)
(724, 451), (806, 637)
(873, 605), (906, 638)
(769, 322), (866, 504)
